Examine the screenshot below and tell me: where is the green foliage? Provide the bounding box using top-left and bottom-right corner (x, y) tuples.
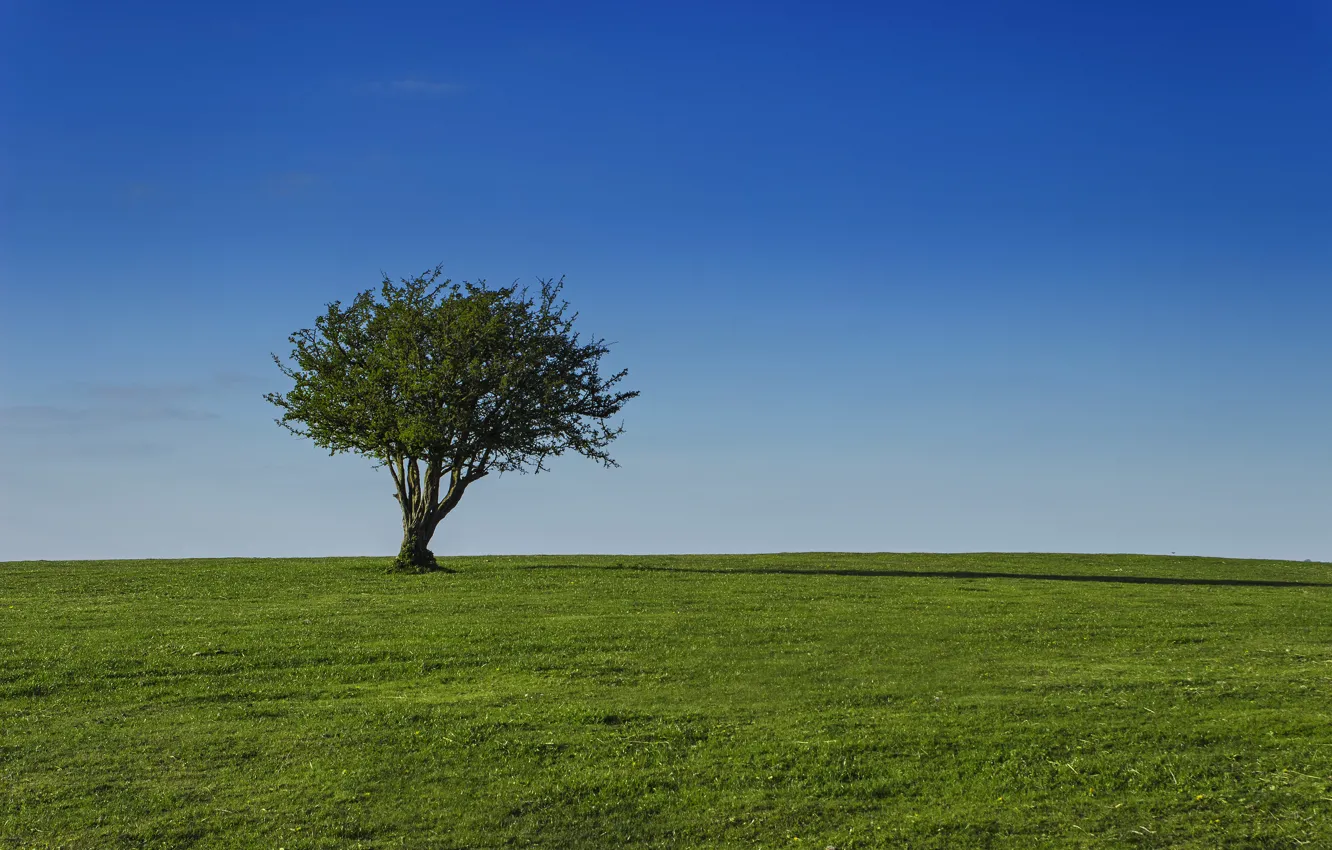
(3, 552), (1332, 848)
(266, 268), (637, 571)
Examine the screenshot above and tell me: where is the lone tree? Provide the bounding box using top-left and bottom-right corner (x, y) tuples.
(266, 267), (638, 572)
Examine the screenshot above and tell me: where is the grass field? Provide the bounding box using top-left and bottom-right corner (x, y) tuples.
(2, 552), (1330, 848)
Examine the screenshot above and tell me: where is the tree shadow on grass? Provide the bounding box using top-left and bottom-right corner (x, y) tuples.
(522, 563), (1332, 589)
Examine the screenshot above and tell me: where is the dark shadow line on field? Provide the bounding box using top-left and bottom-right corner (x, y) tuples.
(522, 564), (1332, 589)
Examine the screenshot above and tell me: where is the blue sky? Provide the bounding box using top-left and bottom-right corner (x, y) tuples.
(2, 0), (1330, 561)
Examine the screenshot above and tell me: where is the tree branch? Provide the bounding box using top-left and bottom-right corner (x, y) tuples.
(387, 454), (406, 508)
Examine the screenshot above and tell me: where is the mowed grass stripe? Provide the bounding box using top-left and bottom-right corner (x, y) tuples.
(2, 553), (1330, 848)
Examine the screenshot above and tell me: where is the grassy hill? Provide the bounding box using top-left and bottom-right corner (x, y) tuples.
(2, 552), (1330, 848)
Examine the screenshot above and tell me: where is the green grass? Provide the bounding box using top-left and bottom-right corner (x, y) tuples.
(3, 552), (1331, 848)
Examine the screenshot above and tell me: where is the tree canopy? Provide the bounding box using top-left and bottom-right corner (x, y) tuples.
(266, 267), (638, 572)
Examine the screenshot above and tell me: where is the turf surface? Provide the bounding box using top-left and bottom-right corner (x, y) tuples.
(2, 552), (1330, 848)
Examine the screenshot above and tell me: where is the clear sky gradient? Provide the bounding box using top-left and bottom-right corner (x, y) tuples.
(2, 1), (1330, 561)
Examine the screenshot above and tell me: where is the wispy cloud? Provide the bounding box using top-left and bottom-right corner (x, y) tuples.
(266, 172), (321, 197)
(214, 372), (264, 389)
(0, 376), (251, 435)
(358, 78), (466, 97)
(0, 405), (86, 428)
(69, 440), (178, 460)
(0, 403), (218, 434)
(390, 78), (464, 95)
(124, 182), (162, 207)
(79, 381), (200, 403)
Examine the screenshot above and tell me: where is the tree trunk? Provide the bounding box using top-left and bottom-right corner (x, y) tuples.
(386, 456), (469, 573)
(392, 517), (446, 573)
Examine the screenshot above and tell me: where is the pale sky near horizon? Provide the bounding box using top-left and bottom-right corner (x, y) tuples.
(3, 1), (1331, 562)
